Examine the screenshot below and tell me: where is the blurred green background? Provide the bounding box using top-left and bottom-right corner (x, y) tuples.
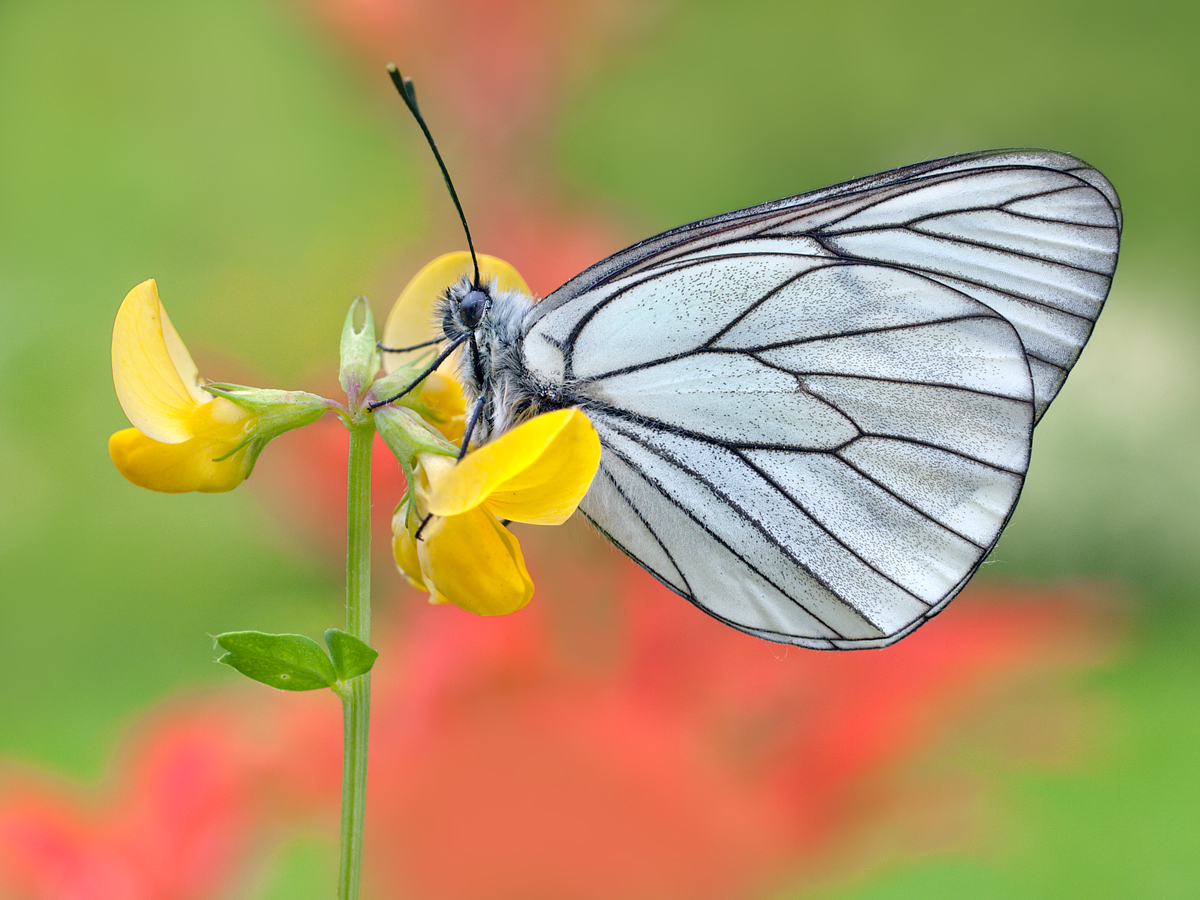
(1, 0), (1197, 896)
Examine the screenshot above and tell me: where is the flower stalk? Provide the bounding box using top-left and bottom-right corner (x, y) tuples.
(338, 416), (374, 900)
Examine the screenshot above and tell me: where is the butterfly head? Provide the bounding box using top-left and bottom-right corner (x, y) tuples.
(441, 277), (493, 340)
(458, 286), (489, 329)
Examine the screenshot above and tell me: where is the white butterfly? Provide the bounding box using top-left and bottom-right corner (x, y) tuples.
(412, 149), (1121, 649)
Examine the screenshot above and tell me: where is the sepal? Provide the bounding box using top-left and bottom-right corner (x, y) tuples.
(375, 404), (456, 471)
(205, 384), (330, 439)
(339, 296), (380, 399)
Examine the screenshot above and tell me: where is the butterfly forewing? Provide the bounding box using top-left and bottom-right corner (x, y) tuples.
(521, 150), (1119, 648)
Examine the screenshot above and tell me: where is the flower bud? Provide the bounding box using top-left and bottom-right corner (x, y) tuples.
(338, 296), (381, 401)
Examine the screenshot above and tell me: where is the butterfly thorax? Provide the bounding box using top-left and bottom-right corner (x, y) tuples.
(438, 277), (552, 442)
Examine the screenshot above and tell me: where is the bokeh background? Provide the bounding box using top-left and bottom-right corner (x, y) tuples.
(1, 0), (1198, 897)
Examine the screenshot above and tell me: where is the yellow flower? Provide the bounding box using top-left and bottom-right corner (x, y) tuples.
(108, 279), (256, 493)
(393, 500), (533, 615)
(392, 408), (601, 615)
(381, 254), (596, 615)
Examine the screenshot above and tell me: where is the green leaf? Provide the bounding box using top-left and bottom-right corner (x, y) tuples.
(214, 631), (336, 692)
(324, 629), (379, 681)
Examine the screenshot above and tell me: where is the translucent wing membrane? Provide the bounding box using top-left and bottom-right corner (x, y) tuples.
(522, 150), (1119, 648)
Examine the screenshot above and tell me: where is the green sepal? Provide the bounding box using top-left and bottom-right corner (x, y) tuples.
(339, 296), (380, 398)
(214, 631), (337, 692)
(374, 404), (456, 471)
(324, 629), (379, 681)
(204, 385), (330, 437)
(200, 385), (331, 482)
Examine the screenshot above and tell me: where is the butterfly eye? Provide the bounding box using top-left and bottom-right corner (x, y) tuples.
(459, 289), (488, 328)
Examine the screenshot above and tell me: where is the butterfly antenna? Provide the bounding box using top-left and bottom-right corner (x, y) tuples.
(387, 64), (481, 289)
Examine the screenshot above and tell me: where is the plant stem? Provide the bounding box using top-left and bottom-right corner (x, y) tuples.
(339, 419), (374, 899)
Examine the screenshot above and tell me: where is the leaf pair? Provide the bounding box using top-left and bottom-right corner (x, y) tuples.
(215, 629), (377, 692)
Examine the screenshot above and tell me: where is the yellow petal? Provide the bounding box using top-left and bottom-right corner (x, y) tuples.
(380, 252), (532, 375)
(391, 503), (431, 594)
(111, 280), (211, 443)
(416, 508), (533, 615)
(108, 396), (255, 493)
(417, 370), (467, 442)
(423, 408), (601, 526)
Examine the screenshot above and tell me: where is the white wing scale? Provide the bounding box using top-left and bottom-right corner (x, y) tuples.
(521, 150), (1120, 648)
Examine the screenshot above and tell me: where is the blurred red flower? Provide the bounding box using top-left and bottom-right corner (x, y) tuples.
(0, 716), (258, 900)
(0, 543), (1116, 900)
(307, 0), (639, 137)
(344, 563), (1115, 900)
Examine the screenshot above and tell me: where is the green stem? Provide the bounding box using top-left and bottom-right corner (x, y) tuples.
(339, 419), (374, 900)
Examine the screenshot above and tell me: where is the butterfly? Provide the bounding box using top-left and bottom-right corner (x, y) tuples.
(382, 70), (1121, 649)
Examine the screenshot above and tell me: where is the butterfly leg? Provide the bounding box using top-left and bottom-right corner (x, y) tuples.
(457, 395), (486, 461)
(376, 336), (442, 353)
(367, 333), (469, 409)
